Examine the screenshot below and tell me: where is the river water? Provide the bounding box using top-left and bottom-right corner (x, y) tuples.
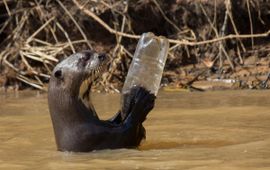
(0, 90), (270, 170)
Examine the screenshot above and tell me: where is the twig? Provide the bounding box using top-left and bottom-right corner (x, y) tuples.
(0, 16), (11, 34)
(3, 0), (11, 16)
(2, 11), (28, 45)
(122, 47), (133, 59)
(246, 0), (254, 48)
(16, 75), (45, 90)
(200, 3), (234, 70)
(225, 0), (245, 66)
(26, 16), (55, 44)
(112, 1), (128, 56)
(33, 0), (59, 44)
(32, 38), (53, 46)
(21, 52), (52, 64)
(170, 30), (270, 46)
(226, 1), (246, 52)
(217, 0), (230, 68)
(72, 0), (140, 39)
(100, 1), (124, 15)
(56, 0), (92, 49)
(73, 0), (270, 47)
(55, 21), (76, 53)
(152, 0), (181, 32)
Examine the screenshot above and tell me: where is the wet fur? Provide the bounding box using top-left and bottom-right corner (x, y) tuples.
(48, 51), (155, 152)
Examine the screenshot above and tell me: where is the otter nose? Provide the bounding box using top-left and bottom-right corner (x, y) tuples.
(98, 54), (106, 61)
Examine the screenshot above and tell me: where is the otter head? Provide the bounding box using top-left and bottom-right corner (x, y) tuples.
(48, 50), (109, 121)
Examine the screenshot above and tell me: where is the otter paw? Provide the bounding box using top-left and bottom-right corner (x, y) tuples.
(131, 86), (156, 123)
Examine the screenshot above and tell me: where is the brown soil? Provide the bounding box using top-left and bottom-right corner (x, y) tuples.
(0, 0), (270, 92)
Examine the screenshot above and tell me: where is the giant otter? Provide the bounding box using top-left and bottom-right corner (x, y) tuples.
(48, 50), (155, 152)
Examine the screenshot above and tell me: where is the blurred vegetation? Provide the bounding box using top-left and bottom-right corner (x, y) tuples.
(0, 0), (270, 92)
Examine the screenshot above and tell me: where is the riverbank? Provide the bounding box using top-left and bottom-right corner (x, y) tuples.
(1, 0), (270, 92)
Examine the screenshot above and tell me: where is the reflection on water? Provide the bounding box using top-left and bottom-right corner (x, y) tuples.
(0, 90), (270, 169)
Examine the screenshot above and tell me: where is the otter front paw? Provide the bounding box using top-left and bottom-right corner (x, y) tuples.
(130, 86), (156, 123)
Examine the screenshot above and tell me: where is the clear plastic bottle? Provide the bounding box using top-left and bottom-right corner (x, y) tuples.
(121, 32), (169, 119)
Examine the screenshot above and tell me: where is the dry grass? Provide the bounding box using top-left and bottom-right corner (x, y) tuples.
(0, 0), (269, 91)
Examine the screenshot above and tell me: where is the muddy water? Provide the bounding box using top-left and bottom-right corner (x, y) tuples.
(0, 90), (270, 170)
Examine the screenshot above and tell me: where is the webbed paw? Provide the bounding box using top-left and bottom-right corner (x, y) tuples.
(130, 86), (156, 123)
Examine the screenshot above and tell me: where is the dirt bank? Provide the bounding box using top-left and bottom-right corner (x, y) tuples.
(0, 0), (270, 92)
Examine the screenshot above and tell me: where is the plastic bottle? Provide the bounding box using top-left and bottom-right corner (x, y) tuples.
(121, 32), (169, 119)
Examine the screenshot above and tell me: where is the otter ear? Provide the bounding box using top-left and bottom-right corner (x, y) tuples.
(54, 69), (62, 79)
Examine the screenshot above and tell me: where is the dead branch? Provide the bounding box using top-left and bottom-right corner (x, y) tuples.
(72, 0), (270, 47)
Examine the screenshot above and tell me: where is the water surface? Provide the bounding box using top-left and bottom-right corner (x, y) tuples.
(0, 90), (270, 169)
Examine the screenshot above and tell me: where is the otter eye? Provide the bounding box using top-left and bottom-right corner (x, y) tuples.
(54, 70), (62, 79)
(98, 54), (106, 61)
